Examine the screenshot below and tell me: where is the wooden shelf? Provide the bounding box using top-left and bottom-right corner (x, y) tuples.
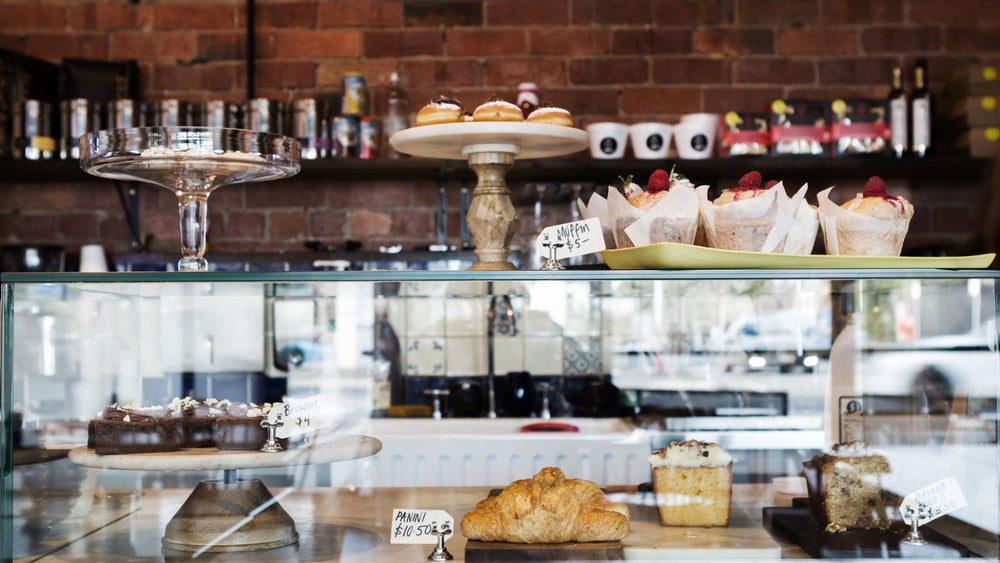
(0, 156), (992, 186)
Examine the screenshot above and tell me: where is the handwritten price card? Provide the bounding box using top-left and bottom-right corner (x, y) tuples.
(389, 509), (454, 544)
(534, 217), (606, 261)
(268, 395), (329, 438)
(900, 476), (968, 526)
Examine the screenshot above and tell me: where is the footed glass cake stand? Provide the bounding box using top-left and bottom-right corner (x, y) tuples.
(80, 127), (301, 272)
(391, 122), (589, 270)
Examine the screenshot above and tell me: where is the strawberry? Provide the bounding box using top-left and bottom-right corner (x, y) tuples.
(647, 169), (671, 193)
(737, 171), (762, 188)
(764, 180), (779, 189)
(863, 176), (888, 198)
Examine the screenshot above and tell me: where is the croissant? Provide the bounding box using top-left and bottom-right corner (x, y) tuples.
(461, 467), (630, 543)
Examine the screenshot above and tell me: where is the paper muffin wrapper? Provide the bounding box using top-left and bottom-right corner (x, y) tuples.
(624, 185), (700, 247)
(817, 187), (912, 256)
(697, 182), (809, 253)
(577, 193), (616, 254)
(607, 188), (644, 249)
(784, 198), (819, 255)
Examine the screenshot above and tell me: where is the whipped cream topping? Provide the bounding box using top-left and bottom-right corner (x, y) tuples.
(427, 101), (462, 111)
(649, 439), (733, 468)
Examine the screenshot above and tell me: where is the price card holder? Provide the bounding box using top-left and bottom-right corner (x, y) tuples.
(900, 476), (968, 527)
(390, 509), (454, 544)
(533, 217), (605, 262)
(268, 395), (329, 439)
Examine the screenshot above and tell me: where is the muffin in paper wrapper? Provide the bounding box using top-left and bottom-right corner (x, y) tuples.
(577, 193), (616, 253)
(623, 185), (700, 247)
(697, 182), (812, 253)
(817, 187), (911, 256)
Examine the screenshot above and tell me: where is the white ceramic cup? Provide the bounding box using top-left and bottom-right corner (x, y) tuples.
(674, 119), (719, 159)
(586, 122), (629, 159)
(79, 244), (108, 272)
(628, 122), (673, 159)
(681, 112), (721, 127)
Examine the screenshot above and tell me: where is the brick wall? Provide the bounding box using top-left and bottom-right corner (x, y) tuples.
(2, 0), (999, 260)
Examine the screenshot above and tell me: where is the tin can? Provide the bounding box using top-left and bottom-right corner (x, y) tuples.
(201, 99), (239, 129)
(15, 100), (55, 160)
(110, 99), (140, 129)
(292, 98), (328, 159)
(148, 99), (193, 127)
(341, 72), (369, 116)
(333, 115), (358, 157)
(60, 98), (99, 159)
(244, 98), (285, 134)
(359, 116), (380, 159)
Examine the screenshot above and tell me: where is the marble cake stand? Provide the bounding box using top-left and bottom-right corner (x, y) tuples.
(391, 122), (588, 270)
(69, 434), (381, 553)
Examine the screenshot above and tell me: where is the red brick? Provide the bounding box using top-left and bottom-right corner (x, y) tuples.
(0, 36), (24, 52)
(819, 57), (896, 85)
(778, 29), (857, 55)
(486, 0), (568, 26)
(738, 0), (818, 25)
(784, 85), (870, 99)
(246, 182), (322, 208)
(694, 29), (774, 56)
(703, 86), (783, 113)
(541, 87), (619, 114)
(0, 212), (13, 238)
(446, 29), (527, 57)
(570, 58), (647, 85)
(112, 33), (197, 61)
(404, 1), (482, 27)
(821, 0), (902, 24)
(268, 210), (307, 240)
(365, 30), (444, 58)
(253, 60), (315, 89)
(255, 31), (280, 58)
(329, 181), (410, 207)
(154, 5), (235, 30)
(653, 0), (732, 26)
(153, 62), (238, 92)
(735, 58), (814, 84)
(392, 210), (432, 238)
(225, 212), (265, 238)
(317, 59), (400, 89)
(485, 58), (566, 86)
(652, 57), (730, 84)
(100, 216), (130, 243)
(910, 0), (988, 23)
(197, 32), (245, 61)
(862, 26), (942, 53)
(14, 214), (57, 241)
(0, 5), (64, 31)
(20, 184), (74, 210)
(595, 0), (652, 24)
(400, 59), (484, 87)
(622, 87), (701, 114)
(67, 3), (151, 30)
(945, 25), (1000, 53)
(410, 181), (442, 207)
(308, 209), (348, 237)
(350, 209), (392, 237)
(612, 29), (692, 55)
(529, 28), (611, 56)
(24, 33), (109, 61)
(257, 2), (317, 28)
(58, 213), (99, 239)
(319, 0), (401, 27)
(570, 0), (596, 24)
(277, 30), (361, 58)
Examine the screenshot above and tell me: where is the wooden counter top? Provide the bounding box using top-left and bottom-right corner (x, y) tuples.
(25, 484), (810, 562)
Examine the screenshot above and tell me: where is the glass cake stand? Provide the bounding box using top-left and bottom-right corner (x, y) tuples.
(391, 122), (589, 270)
(80, 127), (301, 272)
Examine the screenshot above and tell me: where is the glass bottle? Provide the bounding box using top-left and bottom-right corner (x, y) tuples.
(911, 60), (933, 158)
(517, 82), (539, 119)
(888, 67), (908, 158)
(383, 72), (409, 159)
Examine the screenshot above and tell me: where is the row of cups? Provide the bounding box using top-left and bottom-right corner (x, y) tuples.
(586, 113), (721, 160)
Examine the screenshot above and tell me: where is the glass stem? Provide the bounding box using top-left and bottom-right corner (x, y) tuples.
(177, 192), (209, 272)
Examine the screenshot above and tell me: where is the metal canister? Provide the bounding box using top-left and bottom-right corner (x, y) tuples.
(291, 98), (328, 159)
(15, 100), (55, 160)
(110, 99), (140, 129)
(200, 99), (239, 129)
(148, 99), (193, 127)
(332, 115), (358, 157)
(244, 98), (285, 134)
(359, 116), (380, 159)
(59, 98), (98, 159)
(341, 72), (369, 116)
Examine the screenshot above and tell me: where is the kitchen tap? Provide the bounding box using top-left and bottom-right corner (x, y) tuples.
(487, 292), (517, 418)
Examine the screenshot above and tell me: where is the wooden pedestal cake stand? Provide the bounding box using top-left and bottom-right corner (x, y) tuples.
(391, 122), (589, 271)
(69, 434), (381, 553)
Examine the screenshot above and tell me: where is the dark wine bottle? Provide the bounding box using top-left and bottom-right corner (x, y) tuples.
(889, 67), (908, 158)
(911, 59), (933, 158)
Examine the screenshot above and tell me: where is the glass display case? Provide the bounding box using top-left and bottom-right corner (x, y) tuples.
(2, 269), (999, 562)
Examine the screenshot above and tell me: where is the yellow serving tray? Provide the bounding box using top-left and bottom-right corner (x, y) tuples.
(601, 242), (996, 270)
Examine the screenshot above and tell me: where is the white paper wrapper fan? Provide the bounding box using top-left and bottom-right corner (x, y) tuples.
(577, 192), (615, 260)
(817, 187), (910, 256)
